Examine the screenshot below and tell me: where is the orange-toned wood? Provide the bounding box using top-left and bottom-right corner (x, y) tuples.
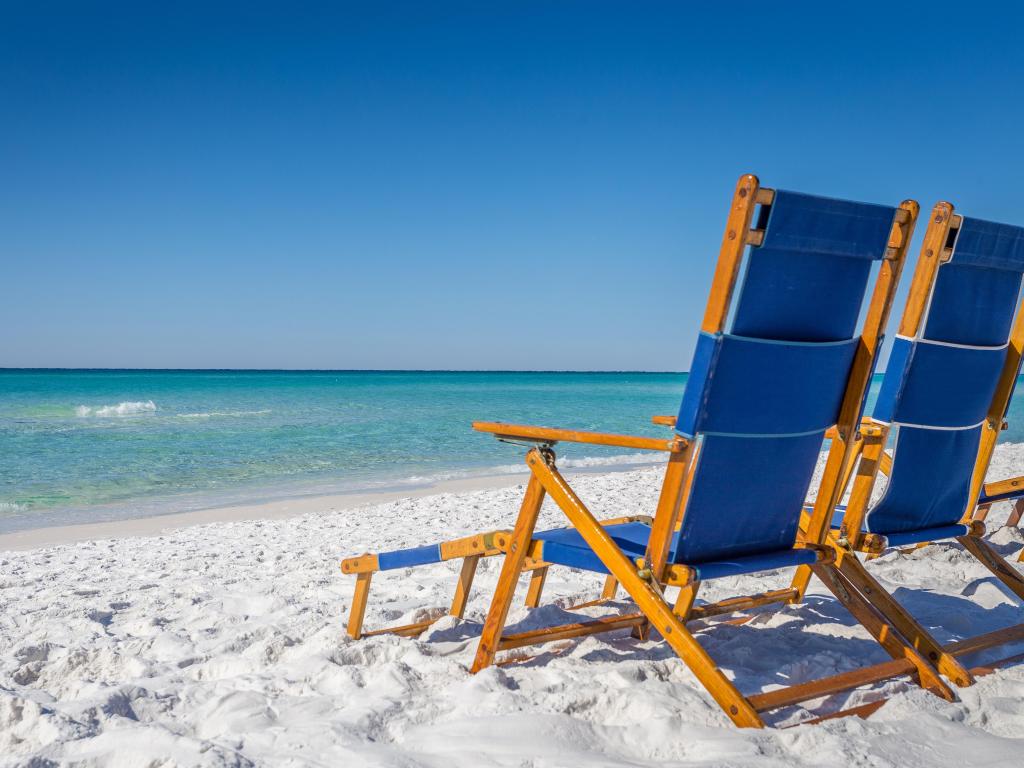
(601, 574), (618, 600)
(340, 553), (380, 575)
(673, 582), (699, 620)
(799, 699), (888, 725)
(982, 476), (1024, 501)
(833, 549), (973, 687)
(348, 572), (373, 639)
(809, 562), (953, 699)
(749, 658), (914, 713)
(958, 535), (1024, 601)
(440, 531), (506, 560)
(471, 464), (547, 673)
(944, 622), (1024, 657)
(450, 554), (480, 618)
(497, 613), (646, 651)
(898, 202), (954, 337)
(651, 415), (677, 427)
(701, 174), (763, 333)
(524, 566), (548, 608)
(687, 588), (798, 621)
(523, 452), (764, 727)
(1008, 498), (1024, 527)
(472, 421), (685, 452)
(838, 429), (888, 549)
(646, 445), (695, 581)
(362, 619), (435, 638)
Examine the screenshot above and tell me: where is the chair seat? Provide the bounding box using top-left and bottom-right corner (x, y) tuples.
(819, 505), (970, 548)
(534, 521), (818, 581)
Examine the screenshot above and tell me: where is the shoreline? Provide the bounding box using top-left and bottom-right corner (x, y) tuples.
(0, 470), (534, 552)
(0, 460), (660, 552)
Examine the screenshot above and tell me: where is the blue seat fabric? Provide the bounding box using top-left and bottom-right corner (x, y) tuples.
(865, 215), (1024, 536)
(824, 505), (969, 547)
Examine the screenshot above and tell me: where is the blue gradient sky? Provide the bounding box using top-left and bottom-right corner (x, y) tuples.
(4, 2), (1024, 370)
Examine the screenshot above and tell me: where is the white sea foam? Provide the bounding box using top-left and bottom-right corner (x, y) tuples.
(75, 400), (157, 418)
(0, 501), (26, 515)
(177, 409), (272, 419)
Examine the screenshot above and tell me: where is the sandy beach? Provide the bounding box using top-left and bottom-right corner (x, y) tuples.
(3, 446), (1024, 766)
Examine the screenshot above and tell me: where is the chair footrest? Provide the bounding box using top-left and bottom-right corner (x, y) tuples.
(748, 657), (915, 713)
(497, 614), (645, 651)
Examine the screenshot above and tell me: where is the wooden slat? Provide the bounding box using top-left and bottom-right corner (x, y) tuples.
(969, 651), (1024, 677)
(651, 415), (676, 427)
(945, 623), (1024, 657)
(362, 619), (435, 638)
(748, 658), (914, 713)
(497, 613), (646, 651)
(688, 588), (798, 621)
(472, 421), (683, 452)
(798, 699), (888, 725)
(981, 475), (1024, 499)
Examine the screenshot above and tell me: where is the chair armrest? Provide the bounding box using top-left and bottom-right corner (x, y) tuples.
(472, 421), (687, 452)
(651, 415), (677, 427)
(982, 475), (1024, 500)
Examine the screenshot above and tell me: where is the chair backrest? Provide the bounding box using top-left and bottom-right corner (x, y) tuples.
(672, 189), (902, 564)
(865, 214), (1024, 534)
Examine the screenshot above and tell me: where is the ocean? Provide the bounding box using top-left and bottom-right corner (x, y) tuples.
(3, 369), (1021, 534)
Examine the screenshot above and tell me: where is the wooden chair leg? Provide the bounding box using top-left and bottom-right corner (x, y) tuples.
(528, 450), (763, 727)
(789, 563), (814, 603)
(601, 574), (618, 600)
(348, 572), (373, 640)
(1007, 498), (1024, 528)
(524, 566), (548, 608)
(959, 535), (1024, 601)
(450, 555), (481, 619)
(974, 503), (992, 523)
(811, 562), (957, 696)
(673, 582), (700, 621)
(835, 552), (974, 686)
(471, 468), (547, 673)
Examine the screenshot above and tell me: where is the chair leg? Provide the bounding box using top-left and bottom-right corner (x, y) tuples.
(974, 503), (992, 523)
(789, 563), (814, 603)
(831, 553), (973, 687)
(527, 450), (763, 727)
(811, 562), (957, 697)
(959, 535), (1024, 601)
(673, 582), (700, 621)
(1007, 498), (1024, 528)
(524, 566), (548, 608)
(450, 555), (481, 619)
(348, 572), (373, 640)
(472, 468), (547, 673)
(601, 574), (618, 600)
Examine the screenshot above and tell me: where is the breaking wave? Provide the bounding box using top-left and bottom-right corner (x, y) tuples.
(75, 401), (157, 418)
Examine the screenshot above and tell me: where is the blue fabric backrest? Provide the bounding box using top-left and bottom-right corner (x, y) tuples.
(866, 216), (1024, 534)
(673, 190), (897, 564)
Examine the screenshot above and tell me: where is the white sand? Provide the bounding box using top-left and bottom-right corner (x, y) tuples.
(3, 446), (1024, 766)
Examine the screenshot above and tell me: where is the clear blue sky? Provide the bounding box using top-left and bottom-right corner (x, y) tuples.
(3, 2), (1023, 370)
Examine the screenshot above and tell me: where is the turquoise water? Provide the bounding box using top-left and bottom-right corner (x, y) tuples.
(3, 369), (1023, 534)
(0, 370), (687, 532)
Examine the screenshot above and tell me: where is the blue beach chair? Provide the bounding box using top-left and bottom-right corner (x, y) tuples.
(465, 175), (952, 727)
(791, 202), (1024, 696)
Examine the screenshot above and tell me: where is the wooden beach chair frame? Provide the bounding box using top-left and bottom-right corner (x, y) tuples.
(341, 508), (643, 640)
(789, 202), (1024, 693)
(465, 175), (949, 727)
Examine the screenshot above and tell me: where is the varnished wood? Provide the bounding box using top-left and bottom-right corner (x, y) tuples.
(673, 582), (699, 621)
(600, 574), (618, 600)
(471, 465), (547, 673)
(472, 421), (685, 452)
(701, 174), (763, 333)
(347, 572), (373, 639)
(522, 452), (764, 727)
(833, 549), (973, 687)
(810, 562), (953, 699)
(944, 622), (1024, 657)
(651, 415), (677, 427)
(497, 613), (646, 651)
(1007, 498), (1024, 527)
(958, 535), (1024, 601)
(340, 553), (380, 575)
(898, 202), (954, 337)
(524, 566), (549, 608)
(800, 699), (888, 725)
(687, 588), (799, 621)
(748, 658), (914, 713)
(450, 555), (480, 618)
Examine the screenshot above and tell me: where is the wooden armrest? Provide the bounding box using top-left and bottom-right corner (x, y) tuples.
(651, 415), (677, 427)
(472, 421), (687, 452)
(983, 475), (1024, 498)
